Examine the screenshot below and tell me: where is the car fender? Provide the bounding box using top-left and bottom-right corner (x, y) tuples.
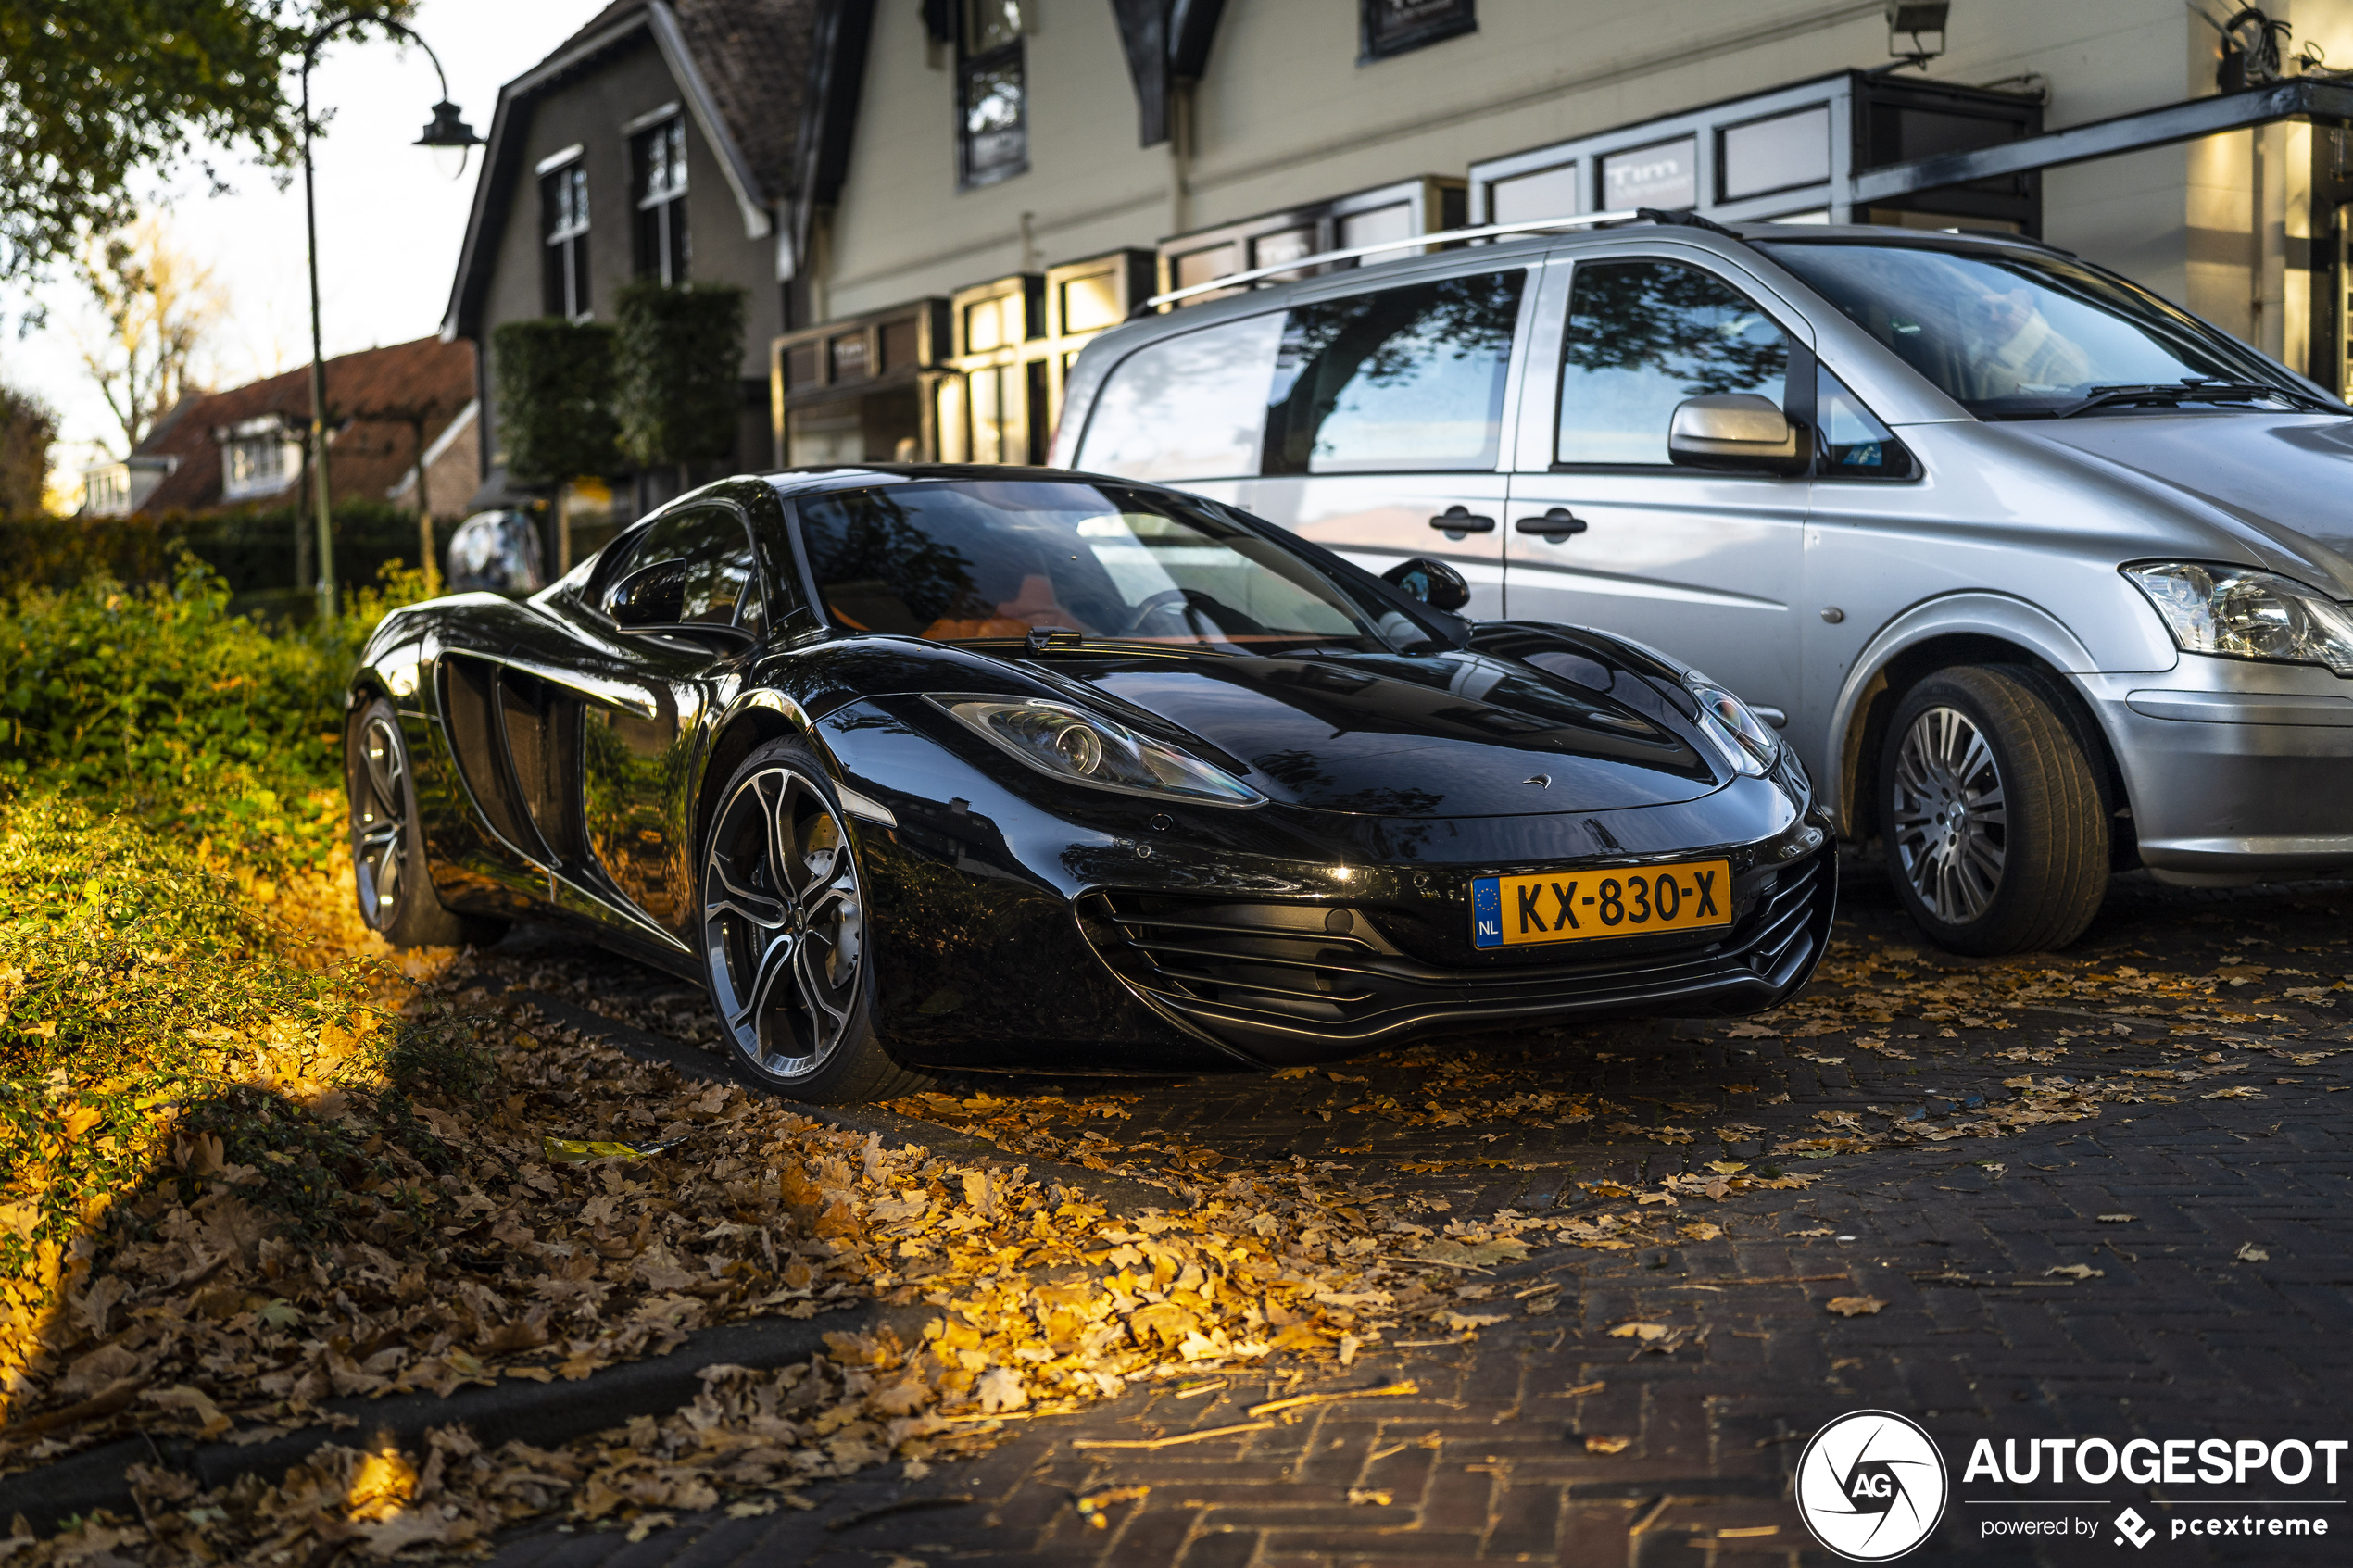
(1821, 590), (2105, 834)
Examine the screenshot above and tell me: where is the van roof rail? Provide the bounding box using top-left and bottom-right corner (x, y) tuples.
(1139, 207), (1671, 312)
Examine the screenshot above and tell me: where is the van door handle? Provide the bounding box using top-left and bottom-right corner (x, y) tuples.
(1428, 506), (1495, 536)
(1516, 508), (1589, 542)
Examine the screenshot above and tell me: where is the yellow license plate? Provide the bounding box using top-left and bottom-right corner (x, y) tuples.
(1471, 859), (1731, 948)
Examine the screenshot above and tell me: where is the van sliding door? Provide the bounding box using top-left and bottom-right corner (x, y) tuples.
(1505, 250), (1811, 725)
(1235, 268), (1531, 619)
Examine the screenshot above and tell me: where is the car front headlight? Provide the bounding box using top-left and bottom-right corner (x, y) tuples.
(2125, 562), (2353, 676)
(1687, 683), (1776, 776)
(931, 696), (1265, 807)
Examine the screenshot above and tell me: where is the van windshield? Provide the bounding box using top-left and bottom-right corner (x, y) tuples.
(1761, 241), (2318, 419)
(796, 480), (1384, 653)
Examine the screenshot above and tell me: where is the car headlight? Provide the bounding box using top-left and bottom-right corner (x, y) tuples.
(1687, 683), (1775, 776)
(931, 696), (1265, 807)
(2125, 562), (2353, 675)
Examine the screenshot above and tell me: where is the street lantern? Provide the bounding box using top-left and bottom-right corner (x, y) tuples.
(415, 99), (484, 180)
(301, 16), (476, 621)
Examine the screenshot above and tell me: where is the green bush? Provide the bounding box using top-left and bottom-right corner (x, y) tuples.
(492, 317), (620, 487)
(614, 279), (747, 472)
(0, 504), (446, 607)
(0, 558), (422, 868)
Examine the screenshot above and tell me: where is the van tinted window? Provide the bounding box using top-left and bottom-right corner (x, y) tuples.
(1556, 260), (1790, 466)
(1075, 313), (1282, 481)
(1263, 270), (1525, 474)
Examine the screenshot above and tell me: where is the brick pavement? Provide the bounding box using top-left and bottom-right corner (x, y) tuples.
(472, 868), (2353, 1566)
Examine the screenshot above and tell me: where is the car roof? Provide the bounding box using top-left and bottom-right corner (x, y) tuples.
(1081, 220), (2071, 348)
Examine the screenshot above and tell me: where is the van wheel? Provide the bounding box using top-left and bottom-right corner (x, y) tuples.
(1877, 666), (2108, 955)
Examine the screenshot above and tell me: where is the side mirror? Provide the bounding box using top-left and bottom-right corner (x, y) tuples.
(608, 560), (688, 627)
(1381, 556), (1471, 613)
(1668, 394), (1808, 476)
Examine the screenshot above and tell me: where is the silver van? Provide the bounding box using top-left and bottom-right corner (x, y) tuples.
(1051, 218), (2353, 954)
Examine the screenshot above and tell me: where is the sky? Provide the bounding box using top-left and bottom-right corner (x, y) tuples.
(2, 0), (612, 486)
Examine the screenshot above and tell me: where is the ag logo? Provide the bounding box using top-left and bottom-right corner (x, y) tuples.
(1794, 1411), (1949, 1561)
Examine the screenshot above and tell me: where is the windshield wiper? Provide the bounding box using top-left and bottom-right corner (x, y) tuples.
(1000, 629), (1234, 657)
(2054, 381), (2340, 419)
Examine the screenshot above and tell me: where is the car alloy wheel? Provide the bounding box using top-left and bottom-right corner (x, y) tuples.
(701, 764), (867, 1084)
(352, 711), (412, 931)
(1888, 704), (2007, 925)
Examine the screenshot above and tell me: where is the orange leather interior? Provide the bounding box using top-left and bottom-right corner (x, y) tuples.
(919, 574), (1091, 642)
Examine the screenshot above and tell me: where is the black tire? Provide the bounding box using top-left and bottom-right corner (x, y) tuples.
(1877, 665), (2108, 955)
(346, 696), (509, 949)
(698, 738), (926, 1104)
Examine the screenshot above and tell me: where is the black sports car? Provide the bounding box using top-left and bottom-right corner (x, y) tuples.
(346, 467), (1835, 1102)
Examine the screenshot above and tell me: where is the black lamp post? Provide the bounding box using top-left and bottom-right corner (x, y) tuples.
(301, 11), (483, 621)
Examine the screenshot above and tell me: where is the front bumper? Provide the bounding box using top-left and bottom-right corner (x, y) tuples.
(1079, 838), (1836, 1064)
(822, 696), (1834, 1070)
(2084, 659), (2353, 885)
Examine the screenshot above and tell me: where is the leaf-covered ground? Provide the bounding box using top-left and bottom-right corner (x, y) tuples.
(4, 574), (2347, 1563)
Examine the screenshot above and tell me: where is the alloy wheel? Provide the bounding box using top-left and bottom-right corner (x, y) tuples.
(353, 714), (409, 929)
(1889, 705), (2007, 925)
(702, 767), (866, 1082)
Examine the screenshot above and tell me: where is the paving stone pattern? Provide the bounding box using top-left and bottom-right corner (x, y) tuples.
(476, 869), (2353, 1566)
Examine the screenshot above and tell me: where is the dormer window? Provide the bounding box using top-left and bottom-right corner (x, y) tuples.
(634, 117), (690, 284)
(220, 418), (303, 501)
(959, 1), (1026, 188)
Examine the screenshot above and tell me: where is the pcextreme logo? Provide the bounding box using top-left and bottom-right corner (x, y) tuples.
(1796, 1411), (1951, 1561)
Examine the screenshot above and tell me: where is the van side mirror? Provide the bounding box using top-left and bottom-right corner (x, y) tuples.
(1668, 394), (1808, 476)
(608, 560), (688, 627)
(1381, 556), (1471, 612)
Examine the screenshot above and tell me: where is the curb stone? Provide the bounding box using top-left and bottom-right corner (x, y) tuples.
(0, 1302), (941, 1533)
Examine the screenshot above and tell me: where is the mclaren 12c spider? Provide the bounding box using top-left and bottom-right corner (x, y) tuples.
(346, 467), (1835, 1102)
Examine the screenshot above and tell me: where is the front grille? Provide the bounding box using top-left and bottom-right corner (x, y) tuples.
(1079, 851), (1831, 1052)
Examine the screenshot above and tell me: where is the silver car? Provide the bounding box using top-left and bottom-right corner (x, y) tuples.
(1052, 218), (2353, 954)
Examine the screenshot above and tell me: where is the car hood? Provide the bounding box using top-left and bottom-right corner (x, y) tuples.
(1034, 648), (1728, 818)
(2007, 413), (2353, 591)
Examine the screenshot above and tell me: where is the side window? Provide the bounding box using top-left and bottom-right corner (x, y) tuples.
(1816, 366), (1914, 479)
(1263, 270), (1525, 474)
(598, 508), (760, 627)
(1075, 312), (1283, 482)
(1556, 259), (1790, 466)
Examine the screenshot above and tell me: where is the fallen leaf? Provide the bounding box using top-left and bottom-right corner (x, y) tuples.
(1608, 1322), (1673, 1341)
(1584, 1434), (1633, 1453)
(1826, 1297), (1884, 1317)
(2235, 1242), (2271, 1263)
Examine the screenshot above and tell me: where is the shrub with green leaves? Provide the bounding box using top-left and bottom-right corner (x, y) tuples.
(492, 318), (620, 487)
(0, 559), (416, 869)
(613, 279), (747, 474)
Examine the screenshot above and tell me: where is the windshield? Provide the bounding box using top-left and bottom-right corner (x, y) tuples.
(1762, 241), (2299, 418)
(796, 480), (1383, 652)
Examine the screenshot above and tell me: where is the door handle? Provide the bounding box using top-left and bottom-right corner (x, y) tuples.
(1515, 508), (1589, 542)
(1428, 506), (1496, 537)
